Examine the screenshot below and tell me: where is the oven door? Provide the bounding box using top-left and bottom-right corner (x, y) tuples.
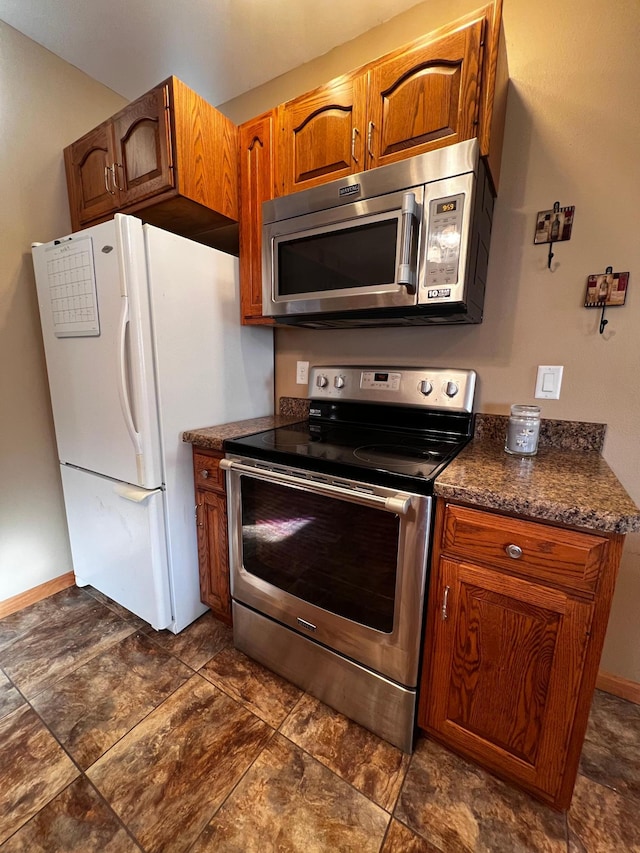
(262, 187), (424, 318)
(222, 455), (432, 688)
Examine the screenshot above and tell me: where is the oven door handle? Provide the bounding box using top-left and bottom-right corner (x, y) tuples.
(220, 458), (414, 515)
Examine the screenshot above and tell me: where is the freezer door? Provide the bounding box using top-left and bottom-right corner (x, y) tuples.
(60, 464), (172, 630)
(32, 216), (162, 488)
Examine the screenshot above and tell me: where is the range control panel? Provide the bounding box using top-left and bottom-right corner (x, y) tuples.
(309, 366), (476, 413)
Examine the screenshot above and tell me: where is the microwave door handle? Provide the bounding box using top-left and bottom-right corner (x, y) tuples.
(397, 191), (417, 293)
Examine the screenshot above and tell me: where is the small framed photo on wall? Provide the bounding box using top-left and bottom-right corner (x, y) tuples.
(534, 205), (575, 244)
(584, 271), (629, 307)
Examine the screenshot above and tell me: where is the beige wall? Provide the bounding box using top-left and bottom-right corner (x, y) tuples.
(0, 22), (127, 600)
(223, 0), (640, 683)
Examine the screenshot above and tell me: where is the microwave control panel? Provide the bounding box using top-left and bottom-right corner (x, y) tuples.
(424, 193), (465, 291)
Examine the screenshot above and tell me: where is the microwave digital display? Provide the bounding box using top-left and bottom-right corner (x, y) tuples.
(436, 200), (458, 214)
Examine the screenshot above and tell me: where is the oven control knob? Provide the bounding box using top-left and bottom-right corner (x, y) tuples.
(419, 380), (433, 396)
(316, 374), (329, 389)
(334, 375), (346, 389)
(445, 381), (459, 398)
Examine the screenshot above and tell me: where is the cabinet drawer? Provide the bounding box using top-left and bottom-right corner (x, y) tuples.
(193, 451), (225, 494)
(441, 504), (608, 594)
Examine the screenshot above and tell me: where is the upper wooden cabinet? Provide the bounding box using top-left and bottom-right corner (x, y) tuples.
(366, 17), (483, 170)
(419, 501), (624, 811)
(64, 77), (238, 250)
(278, 2), (506, 196)
(280, 73), (368, 195)
(239, 111), (277, 324)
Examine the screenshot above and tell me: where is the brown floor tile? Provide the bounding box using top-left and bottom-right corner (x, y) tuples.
(280, 693), (410, 811)
(579, 689), (640, 801)
(0, 776), (140, 852)
(87, 674), (273, 853)
(0, 706), (78, 844)
(381, 819), (442, 852)
(31, 632), (192, 769)
(83, 586), (148, 629)
(200, 646), (303, 727)
(190, 732), (389, 853)
(145, 610), (233, 670)
(0, 587), (89, 652)
(568, 773), (640, 852)
(395, 737), (568, 852)
(0, 594), (136, 699)
(0, 669), (24, 720)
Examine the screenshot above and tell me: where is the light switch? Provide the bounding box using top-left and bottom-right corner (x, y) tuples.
(296, 360), (309, 385)
(535, 365), (563, 400)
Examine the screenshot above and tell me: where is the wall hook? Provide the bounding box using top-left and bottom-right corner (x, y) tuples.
(547, 202), (560, 269)
(598, 266), (613, 334)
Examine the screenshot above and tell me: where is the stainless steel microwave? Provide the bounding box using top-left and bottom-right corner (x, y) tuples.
(262, 139), (494, 328)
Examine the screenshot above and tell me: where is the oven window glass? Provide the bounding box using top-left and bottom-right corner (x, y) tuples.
(240, 478), (399, 632)
(277, 219), (398, 296)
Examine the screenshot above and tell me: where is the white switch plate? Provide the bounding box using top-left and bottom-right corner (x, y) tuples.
(296, 360), (309, 385)
(535, 365), (563, 400)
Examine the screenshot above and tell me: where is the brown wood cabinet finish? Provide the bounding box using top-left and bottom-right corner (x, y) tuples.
(192, 448), (231, 624)
(65, 77), (238, 249)
(419, 500), (624, 811)
(239, 112), (277, 324)
(280, 74), (368, 195)
(366, 17), (483, 170)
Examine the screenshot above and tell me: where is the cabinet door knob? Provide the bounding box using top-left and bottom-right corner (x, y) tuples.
(200, 469), (209, 479)
(505, 543), (523, 559)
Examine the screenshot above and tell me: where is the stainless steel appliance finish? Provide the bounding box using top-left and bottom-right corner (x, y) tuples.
(223, 456), (432, 689)
(262, 139), (494, 328)
(223, 366), (476, 752)
(232, 602), (417, 753)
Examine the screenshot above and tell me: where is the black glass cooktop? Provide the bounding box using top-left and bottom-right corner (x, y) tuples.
(224, 421), (469, 495)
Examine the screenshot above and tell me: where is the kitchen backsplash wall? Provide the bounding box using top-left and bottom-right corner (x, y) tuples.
(224, 0), (640, 685)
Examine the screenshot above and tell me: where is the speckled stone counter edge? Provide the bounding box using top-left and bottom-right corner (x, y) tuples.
(435, 441), (640, 534)
(182, 397), (309, 450)
(474, 414), (606, 452)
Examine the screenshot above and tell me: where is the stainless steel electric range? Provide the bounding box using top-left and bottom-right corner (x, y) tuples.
(222, 365), (476, 751)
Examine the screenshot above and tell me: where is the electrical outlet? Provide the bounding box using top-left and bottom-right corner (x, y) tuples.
(296, 360), (309, 385)
(535, 365), (563, 400)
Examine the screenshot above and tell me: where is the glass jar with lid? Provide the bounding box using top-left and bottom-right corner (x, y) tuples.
(505, 405), (541, 456)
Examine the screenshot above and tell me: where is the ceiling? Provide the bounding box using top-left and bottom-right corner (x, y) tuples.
(0, 0), (425, 107)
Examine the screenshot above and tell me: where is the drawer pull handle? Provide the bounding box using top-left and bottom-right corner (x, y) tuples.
(200, 469), (210, 479)
(441, 585), (450, 620)
(505, 544), (523, 559)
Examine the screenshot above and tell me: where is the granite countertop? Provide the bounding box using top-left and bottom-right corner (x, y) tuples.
(182, 397), (310, 451)
(435, 439), (640, 535)
(184, 403), (640, 535)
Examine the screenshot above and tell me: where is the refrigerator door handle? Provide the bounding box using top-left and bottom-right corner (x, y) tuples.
(113, 482), (163, 503)
(117, 295), (144, 476)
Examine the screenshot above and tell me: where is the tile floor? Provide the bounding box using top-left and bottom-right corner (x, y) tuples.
(0, 586), (638, 852)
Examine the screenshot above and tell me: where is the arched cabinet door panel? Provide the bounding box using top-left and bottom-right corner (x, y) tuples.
(64, 122), (119, 227)
(113, 85), (174, 206)
(281, 74), (367, 195)
(367, 18), (484, 169)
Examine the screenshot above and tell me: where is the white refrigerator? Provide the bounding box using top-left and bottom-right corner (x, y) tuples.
(32, 213), (274, 632)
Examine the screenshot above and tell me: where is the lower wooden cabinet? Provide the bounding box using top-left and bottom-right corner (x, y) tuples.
(193, 449), (231, 624)
(419, 501), (624, 810)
